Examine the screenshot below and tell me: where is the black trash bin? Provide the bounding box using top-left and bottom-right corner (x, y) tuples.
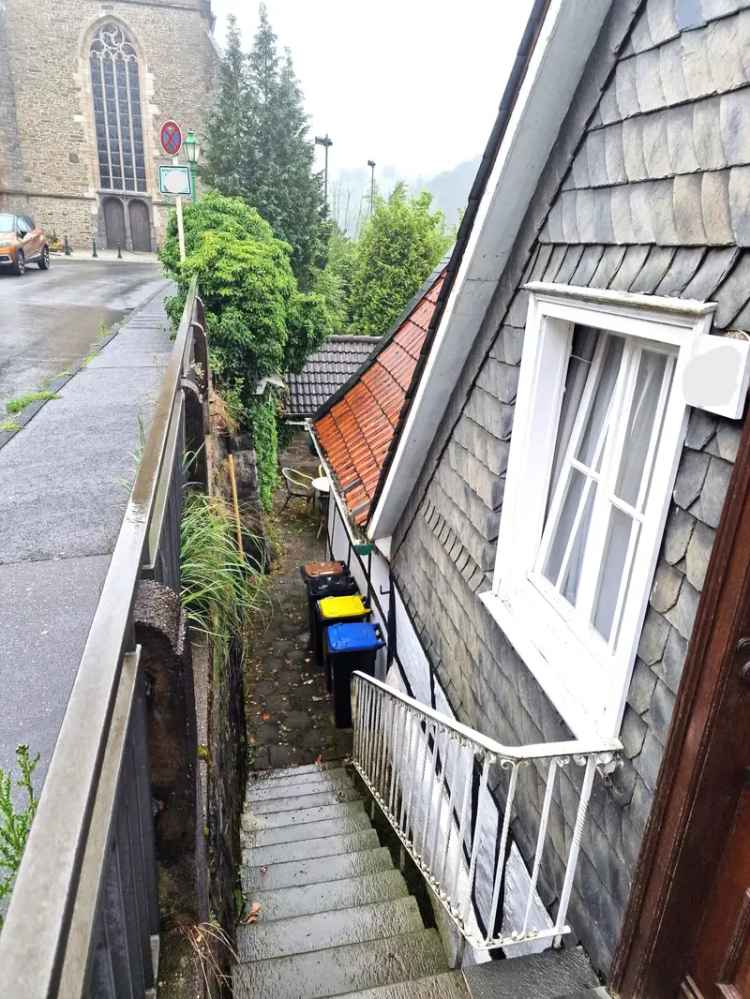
(314, 594), (372, 668)
(305, 573), (359, 658)
(324, 622), (385, 728)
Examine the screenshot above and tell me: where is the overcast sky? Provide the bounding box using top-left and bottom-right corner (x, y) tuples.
(210, 1), (534, 183)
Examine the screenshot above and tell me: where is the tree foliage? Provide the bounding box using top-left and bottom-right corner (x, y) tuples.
(201, 8), (325, 288)
(346, 185), (451, 334)
(160, 193), (333, 503)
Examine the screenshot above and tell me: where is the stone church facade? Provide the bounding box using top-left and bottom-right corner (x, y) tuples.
(0, 0), (218, 251)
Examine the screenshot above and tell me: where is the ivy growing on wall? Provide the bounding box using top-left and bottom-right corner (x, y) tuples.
(249, 395), (279, 512)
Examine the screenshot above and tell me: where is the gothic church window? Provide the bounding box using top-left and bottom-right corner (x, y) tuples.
(90, 22), (147, 193)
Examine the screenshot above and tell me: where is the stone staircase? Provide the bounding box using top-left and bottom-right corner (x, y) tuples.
(234, 761), (609, 999)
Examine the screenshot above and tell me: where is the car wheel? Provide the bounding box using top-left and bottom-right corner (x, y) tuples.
(37, 245), (49, 270)
(12, 250), (25, 276)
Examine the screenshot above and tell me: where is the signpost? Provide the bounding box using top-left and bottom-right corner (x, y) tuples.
(159, 121), (186, 261)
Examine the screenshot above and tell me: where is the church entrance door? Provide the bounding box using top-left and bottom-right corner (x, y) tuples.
(103, 197), (126, 250)
(128, 200), (151, 252)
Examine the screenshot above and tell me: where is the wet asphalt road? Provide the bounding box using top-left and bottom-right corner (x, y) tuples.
(0, 257), (170, 408)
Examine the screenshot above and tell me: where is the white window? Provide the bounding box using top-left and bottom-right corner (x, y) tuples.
(480, 284), (721, 739)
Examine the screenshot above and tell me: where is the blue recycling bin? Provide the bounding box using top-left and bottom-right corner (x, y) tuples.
(325, 622), (385, 727)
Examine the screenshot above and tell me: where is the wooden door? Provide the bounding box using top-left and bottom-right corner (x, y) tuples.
(683, 720), (750, 996)
(103, 197), (125, 250)
(128, 200), (150, 252)
(613, 413), (750, 999)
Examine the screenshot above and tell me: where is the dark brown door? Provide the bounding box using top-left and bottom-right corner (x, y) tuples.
(683, 744), (750, 997)
(613, 415), (750, 999)
(128, 199), (150, 252)
(103, 197), (125, 250)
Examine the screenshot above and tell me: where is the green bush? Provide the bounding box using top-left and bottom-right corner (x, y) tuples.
(160, 192), (333, 504)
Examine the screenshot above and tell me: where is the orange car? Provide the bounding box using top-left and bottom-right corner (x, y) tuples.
(0, 212), (50, 275)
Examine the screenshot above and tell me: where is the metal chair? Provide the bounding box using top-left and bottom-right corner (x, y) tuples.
(281, 467), (314, 509)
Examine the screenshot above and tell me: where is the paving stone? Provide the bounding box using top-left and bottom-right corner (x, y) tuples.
(673, 449), (710, 508)
(686, 520), (715, 591)
(650, 562), (684, 613)
(638, 606), (671, 667)
(665, 578), (700, 639)
(657, 626), (689, 693)
(627, 658), (659, 714)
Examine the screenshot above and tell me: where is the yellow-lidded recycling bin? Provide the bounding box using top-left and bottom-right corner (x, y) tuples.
(314, 594), (371, 668)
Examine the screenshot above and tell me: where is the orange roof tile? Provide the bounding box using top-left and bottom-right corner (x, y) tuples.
(313, 269), (445, 528)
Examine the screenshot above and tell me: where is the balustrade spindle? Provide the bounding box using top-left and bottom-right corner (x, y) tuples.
(461, 753), (491, 925)
(487, 762), (519, 939)
(522, 758), (558, 935)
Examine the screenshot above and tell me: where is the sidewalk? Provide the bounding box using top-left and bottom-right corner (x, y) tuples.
(0, 283), (173, 787)
(51, 248), (159, 265)
(246, 433), (353, 771)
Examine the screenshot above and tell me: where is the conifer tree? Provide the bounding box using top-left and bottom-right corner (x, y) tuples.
(200, 16), (247, 197)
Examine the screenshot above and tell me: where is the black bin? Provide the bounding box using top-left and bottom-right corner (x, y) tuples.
(305, 574), (359, 658)
(324, 622), (385, 728)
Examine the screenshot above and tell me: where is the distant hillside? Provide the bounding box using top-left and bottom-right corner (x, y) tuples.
(330, 157), (479, 236)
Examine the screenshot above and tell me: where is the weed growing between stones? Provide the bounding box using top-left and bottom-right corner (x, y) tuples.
(5, 390), (59, 415)
(0, 745), (39, 929)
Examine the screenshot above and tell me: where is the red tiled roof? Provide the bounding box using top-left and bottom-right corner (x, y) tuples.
(313, 270), (445, 527)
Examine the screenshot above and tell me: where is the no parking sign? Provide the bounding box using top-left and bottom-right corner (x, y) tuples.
(160, 120), (183, 157)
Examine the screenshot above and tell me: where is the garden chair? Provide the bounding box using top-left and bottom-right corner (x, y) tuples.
(281, 467), (314, 509)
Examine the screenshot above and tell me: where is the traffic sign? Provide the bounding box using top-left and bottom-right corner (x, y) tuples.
(160, 120), (183, 157)
(158, 165), (192, 196)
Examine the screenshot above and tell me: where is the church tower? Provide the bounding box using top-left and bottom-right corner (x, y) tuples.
(0, 0), (218, 251)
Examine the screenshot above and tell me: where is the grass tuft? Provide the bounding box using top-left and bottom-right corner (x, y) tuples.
(6, 391), (59, 415)
(180, 493), (264, 669)
(0, 420), (20, 433)
(0, 746), (39, 928)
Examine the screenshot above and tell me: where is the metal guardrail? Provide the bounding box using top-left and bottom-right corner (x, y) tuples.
(351, 672), (620, 952)
(0, 278), (206, 997)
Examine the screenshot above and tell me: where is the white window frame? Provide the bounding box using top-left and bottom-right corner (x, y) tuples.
(480, 283), (716, 739)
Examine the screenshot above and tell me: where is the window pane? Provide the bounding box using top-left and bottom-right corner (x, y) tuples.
(548, 325), (599, 506)
(561, 483), (596, 605)
(577, 335), (624, 467)
(593, 508), (636, 641)
(615, 349), (668, 508)
(543, 468), (585, 586)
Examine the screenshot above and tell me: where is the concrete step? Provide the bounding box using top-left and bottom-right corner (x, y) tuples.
(462, 948), (599, 999)
(243, 811), (372, 849)
(246, 870), (409, 921)
(243, 829), (380, 868)
(247, 769), (354, 800)
(253, 760), (346, 781)
(242, 846), (394, 892)
(336, 973), (470, 999)
(233, 928), (449, 999)
(556, 990), (609, 998)
(238, 896), (423, 961)
(242, 800), (368, 832)
(248, 786), (363, 815)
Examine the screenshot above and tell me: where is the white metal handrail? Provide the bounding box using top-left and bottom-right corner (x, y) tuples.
(350, 672), (620, 951)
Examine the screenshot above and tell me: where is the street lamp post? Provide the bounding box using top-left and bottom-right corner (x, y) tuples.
(315, 134), (333, 211)
(184, 129), (200, 203)
(367, 159), (376, 216)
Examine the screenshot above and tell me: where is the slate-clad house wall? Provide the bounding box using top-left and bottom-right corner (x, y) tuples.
(390, 0), (750, 974)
